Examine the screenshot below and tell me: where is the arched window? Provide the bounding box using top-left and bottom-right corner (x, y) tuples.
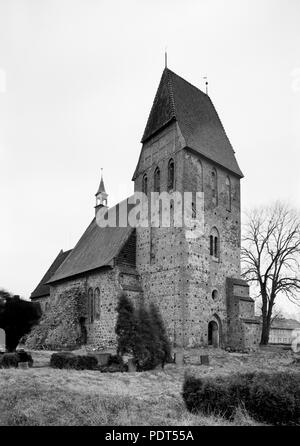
(197, 159), (203, 191)
(142, 174), (148, 196)
(154, 167), (160, 193)
(210, 227), (220, 260)
(226, 176), (231, 211)
(167, 159), (175, 191)
(211, 168), (218, 205)
(94, 288), (100, 320)
(209, 235), (214, 256)
(88, 288), (94, 323)
(214, 237), (219, 257)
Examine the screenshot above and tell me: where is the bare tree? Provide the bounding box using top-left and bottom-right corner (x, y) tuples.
(241, 202), (300, 345)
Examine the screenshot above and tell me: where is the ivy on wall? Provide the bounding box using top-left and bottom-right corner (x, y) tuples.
(26, 287), (87, 350)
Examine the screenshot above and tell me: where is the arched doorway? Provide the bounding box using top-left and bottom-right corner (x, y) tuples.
(208, 321), (219, 347)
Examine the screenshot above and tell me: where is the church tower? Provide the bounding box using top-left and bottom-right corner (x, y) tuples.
(132, 68), (254, 348)
(95, 170), (108, 214)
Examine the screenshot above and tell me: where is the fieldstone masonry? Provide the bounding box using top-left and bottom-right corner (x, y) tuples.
(29, 68), (259, 351)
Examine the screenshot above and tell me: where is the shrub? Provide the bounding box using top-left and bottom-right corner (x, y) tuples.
(17, 350), (33, 367)
(50, 352), (98, 370)
(0, 294), (42, 352)
(182, 371), (300, 425)
(0, 353), (19, 368)
(115, 292), (136, 356)
(149, 302), (172, 364)
(133, 303), (162, 371)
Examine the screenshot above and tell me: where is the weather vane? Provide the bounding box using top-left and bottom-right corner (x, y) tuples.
(203, 76), (208, 95)
(165, 47), (167, 68)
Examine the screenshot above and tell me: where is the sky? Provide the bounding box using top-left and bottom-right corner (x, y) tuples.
(0, 0), (299, 316)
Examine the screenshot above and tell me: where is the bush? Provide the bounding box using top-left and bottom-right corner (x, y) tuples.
(182, 371), (300, 425)
(0, 353), (19, 368)
(0, 294), (42, 352)
(17, 350), (33, 367)
(50, 352), (98, 370)
(133, 303), (162, 371)
(149, 303), (172, 364)
(115, 292), (136, 356)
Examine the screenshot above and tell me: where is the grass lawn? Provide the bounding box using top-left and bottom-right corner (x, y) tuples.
(0, 347), (297, 426)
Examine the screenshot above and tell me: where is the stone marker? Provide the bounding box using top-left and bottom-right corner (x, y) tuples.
(87, 352), (110, 366)
(175, 350), (185, 365)
(127, 358), (136, 372)
(18, 362), (29, 369)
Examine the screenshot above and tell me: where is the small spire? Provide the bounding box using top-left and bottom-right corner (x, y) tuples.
(97, 168), (106, 194)
(95, 168), (108, 212)
(165, 47), (167, 68)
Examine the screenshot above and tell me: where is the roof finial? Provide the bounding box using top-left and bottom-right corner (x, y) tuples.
(165, 47), (167, 68)
(203, 76), (208, 95)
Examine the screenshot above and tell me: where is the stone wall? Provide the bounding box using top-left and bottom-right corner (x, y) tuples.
(134, 120), (245, 348)
(226, 278), (260, 349)
(28, 233), (143, 350)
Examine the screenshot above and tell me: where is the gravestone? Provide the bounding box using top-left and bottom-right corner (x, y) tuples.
(87, 352), (110, 366)
(0, 328), (5, 351)
(127, 358), (136, 372)
(200, 355), (210, 365)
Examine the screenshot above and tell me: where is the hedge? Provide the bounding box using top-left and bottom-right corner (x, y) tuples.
(50, 352), (98, 370)
(0, 350), (34, 368)
(0, 353), (19, 368)
(182, 371), (300, 425)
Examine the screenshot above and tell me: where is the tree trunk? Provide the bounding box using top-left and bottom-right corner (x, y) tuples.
(260, 296), (274, 345)
(260, 292), (270, 345)
(260, 321), (270, 345)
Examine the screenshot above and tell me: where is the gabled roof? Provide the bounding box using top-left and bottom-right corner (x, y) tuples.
(48, 202), (135, 284)
(141, 68), (243, 177)
(271, 318), (300, 330)
(31, 249), (72, 299)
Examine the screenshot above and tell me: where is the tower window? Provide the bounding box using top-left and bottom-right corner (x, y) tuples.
(94, 287), (100, 320)
(214, 236), (218, 258)
(142, 174), (148, 196)
(210, 227), (220, 260)
(154, 167), (160, 193)
(167, 159), (175, 191)
(211, 168), (218, 205)
(88, 288), (94, 323)
(226, 176), (231, 211)
(209, 235), (214, 256)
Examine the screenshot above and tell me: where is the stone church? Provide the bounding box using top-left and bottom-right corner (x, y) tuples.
(30, 68), (260, 350)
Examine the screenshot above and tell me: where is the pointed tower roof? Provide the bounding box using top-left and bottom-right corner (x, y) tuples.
(96, 170), (106, 195)
(140, 68), (243, 177)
